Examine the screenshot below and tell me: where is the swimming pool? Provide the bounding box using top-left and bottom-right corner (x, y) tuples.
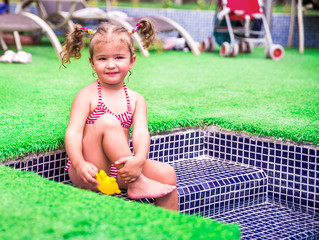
(3, 126), (319, 239)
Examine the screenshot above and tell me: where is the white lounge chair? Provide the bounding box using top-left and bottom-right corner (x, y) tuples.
(0, 6), (62, 60)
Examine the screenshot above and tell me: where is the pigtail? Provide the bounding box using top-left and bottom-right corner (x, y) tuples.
(137, 18), (161, 50)
(60, 24), (86, 68)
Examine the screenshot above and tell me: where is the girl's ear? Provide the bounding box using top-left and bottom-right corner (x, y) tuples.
(89, 57), (95, 71)
(129, 54), (136, 70)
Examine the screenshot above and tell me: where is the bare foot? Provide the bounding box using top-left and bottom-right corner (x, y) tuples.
(127, 174), (176, 199)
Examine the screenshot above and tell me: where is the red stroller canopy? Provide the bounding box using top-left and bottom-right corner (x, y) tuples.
(221, 0), (264, 18)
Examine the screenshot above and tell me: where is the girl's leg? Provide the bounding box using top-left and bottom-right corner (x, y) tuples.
(68, 115), (117, 190)
(69, 114), (175, 199)
(97, 115), (175, 199)
(141, 160), (179, 211)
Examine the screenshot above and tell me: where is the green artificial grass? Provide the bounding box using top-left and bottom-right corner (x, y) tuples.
(0, 41), (319, 160)
(0, 165), (240, 239)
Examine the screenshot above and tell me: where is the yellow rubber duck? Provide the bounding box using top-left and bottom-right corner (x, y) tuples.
(96, 170), (121, 195)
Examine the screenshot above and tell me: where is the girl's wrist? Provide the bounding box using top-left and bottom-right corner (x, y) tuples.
(133, 155), (146, 166)
(72, 158), (85, 169)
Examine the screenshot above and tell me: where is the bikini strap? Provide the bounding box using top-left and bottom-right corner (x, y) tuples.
(97, 80), (103, 103)
(123, 83), (131, 111)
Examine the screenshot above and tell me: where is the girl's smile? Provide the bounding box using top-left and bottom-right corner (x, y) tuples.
(105, 71), (119, 76)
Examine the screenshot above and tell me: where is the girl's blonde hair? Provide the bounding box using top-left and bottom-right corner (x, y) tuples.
(60, 18), (158, 67)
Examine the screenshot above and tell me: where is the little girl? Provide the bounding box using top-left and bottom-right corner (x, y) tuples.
(61, 19), (178, 211)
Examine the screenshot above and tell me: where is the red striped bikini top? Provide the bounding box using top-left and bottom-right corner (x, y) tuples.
(86, 81), (133, 128)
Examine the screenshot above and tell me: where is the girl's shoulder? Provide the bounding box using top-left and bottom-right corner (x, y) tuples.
(76, 81), (97, 96)
(126, 87), (145, 103)
(126, 87), (147, 114)
(73, 81), (97, 104)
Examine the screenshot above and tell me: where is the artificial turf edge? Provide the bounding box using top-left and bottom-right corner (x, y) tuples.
(0, 165), (241, 240)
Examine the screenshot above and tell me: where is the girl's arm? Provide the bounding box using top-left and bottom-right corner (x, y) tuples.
(65, 88), (98, 186)
(116, 93), (150, 183)
(131, 93), (150, 163)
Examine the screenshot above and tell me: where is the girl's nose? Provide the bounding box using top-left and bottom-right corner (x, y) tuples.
(106, 59), (116, 68)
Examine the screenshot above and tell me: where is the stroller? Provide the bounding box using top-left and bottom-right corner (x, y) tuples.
(202, 0), (284, 60)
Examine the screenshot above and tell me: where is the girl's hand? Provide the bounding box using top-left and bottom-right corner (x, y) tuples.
(115, 156), (144, 183)
(75, 161), (99, 186)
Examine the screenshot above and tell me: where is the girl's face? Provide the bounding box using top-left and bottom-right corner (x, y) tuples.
(89, 40), (136, 86)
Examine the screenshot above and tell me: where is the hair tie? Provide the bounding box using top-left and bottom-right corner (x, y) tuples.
(129, 22), (141, 35)
(82, 27), (96, 35)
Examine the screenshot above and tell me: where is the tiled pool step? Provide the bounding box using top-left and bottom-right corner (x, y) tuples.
(112, 156), (268, 214)
(214, 200), (319, 240)
(173, 156), (267, 217)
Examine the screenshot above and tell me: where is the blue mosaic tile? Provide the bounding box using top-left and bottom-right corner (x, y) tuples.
(206, 130), (319, 217)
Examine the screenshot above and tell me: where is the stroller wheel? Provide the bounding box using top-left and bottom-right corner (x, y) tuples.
(270, 44), (284, 61)
(266, 44), (284, 60)
(246, 42), (254, 53)
(210, 38), (216, 52)
(230, 44), (239, 57)
(201, 37), (215, 52)
(239, 42), (246, 53)
(220, 42), (231, 57)
(265, 46), (270, 58)
(201, 38), (209, 52)
(239, 41), (254, 53)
